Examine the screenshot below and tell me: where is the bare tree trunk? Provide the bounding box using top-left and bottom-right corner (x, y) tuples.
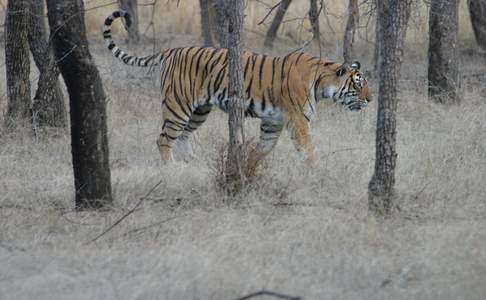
(46, 0), (112, 210)
(373, 0), (380, 74)
(225, 0), (246, 193)
(118, 0), (139, 43)
(343, 0), (359, 64)
(309, 0), (321, 45)
(28, 0), (66, 128)
(4, 0), (31, 130)
(264, 0), (291, 49)
(212, 0), (228, 47)
(468, 0), (486, 52)
(368, 0), (411, 216)
(428, 0), (460, 104)
(199, 0), (214, 46)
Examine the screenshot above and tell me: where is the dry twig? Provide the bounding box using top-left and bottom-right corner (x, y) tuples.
(88, 180), (163, 243)
(235, 290), (301, 300)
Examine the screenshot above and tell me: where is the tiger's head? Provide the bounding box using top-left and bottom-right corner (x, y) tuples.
(317, 61), (372, 111)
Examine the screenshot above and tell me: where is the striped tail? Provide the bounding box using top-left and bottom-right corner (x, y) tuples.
(102, 10), (162, 67)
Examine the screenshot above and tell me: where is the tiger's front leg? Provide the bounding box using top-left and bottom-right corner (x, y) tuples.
(287, 115), (318, 165)
(248, 117), (284, 170)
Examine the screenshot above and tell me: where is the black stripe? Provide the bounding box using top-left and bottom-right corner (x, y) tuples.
(189, 47), (206, 99)
(261, 92), (266, 112)
(173, 88), (191, 118)
(164, 119), (187, 128)
(243, 55), (251, 78)
(178, 48), (191, 99)
(259, 55), (267, 89)
(208, 49), (225, 73)
(295, 52), (305, 64)
(246, 76), (253, 98)
(213, 67), (226, 93)
(165, 124), (183, 132)
(165, 103), (188, 123)
(280, 55), (288, 84)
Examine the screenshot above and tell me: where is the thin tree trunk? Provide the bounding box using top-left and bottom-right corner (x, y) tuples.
(213, 0), (228, 47)
(225, 0), (246, 193)
(373, 0), (380, 74)
(343, 0), (359, 64)
(28, 0), (66, 128)
(119, 0), (139, 43)
(368, 0), (411, 216)
(46, 0), (112, 210)
(428, 0), (460, 104)
(468, 0), (486, 52)
(4, 0), (31, 130)
(309, 0), (321, 45)
(264, 0), (291, 49)
(199, 0), (214, 46)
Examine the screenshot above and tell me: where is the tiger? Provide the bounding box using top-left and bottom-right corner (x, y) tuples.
(102, 10), (371, 164)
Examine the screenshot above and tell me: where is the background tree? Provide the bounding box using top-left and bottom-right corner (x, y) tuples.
(46, 0), (112, 210)
(212, 0), (229, 47)
(428, 0), (460, 104)
(119, 0), (140, 43)
(468, 0), (486, 52)
(309, 0), (321, 45)
(263, 0), (292, 49)
(28, 0), (66, 128)
(368, 0), (412, 216)
(199, 0), (214, 46)
(373, 0), (381, 73)
(4, 0), (31, 130)
(343, 0), (359, 64)
(225, 0), (247, 193)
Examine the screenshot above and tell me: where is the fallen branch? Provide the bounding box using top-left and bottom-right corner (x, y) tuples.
(235, 290), (301, 300)
(88, 179), (163, 243)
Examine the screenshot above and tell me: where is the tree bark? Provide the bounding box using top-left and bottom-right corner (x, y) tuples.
(343, 0), (359, 64)
(309, 0), (321, 45)
(428, 0), (460, 104)
(212, 0), (229, 48)
(4, 0), (31, 130)
(28, 0), (66, 128)
(199, 0), (214, 46)
(118, 0), (139, 43)
(368, 0), (411, 216)
(264, 0), (291, 49)
(468, 0), (486, 52)
(46, 0), (112, 210)
(225, 0), (246, 193)
(373, 0), (381, 74)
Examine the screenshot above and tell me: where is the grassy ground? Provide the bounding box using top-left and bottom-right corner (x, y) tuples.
(1, 11), (486, 300)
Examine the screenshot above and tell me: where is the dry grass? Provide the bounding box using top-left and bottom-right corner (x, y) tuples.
(1, 5), (486, 299)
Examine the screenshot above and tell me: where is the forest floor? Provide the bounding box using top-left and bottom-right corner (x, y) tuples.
(0, 35), (485, 299)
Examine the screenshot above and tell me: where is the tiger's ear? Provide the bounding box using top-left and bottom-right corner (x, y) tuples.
(336, 65), (347, 77)
(350, 61), (361, 70)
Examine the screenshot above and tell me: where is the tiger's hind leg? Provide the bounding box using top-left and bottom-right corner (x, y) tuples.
(157, 103), (191, 163)
(175, 104), (213, 161)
